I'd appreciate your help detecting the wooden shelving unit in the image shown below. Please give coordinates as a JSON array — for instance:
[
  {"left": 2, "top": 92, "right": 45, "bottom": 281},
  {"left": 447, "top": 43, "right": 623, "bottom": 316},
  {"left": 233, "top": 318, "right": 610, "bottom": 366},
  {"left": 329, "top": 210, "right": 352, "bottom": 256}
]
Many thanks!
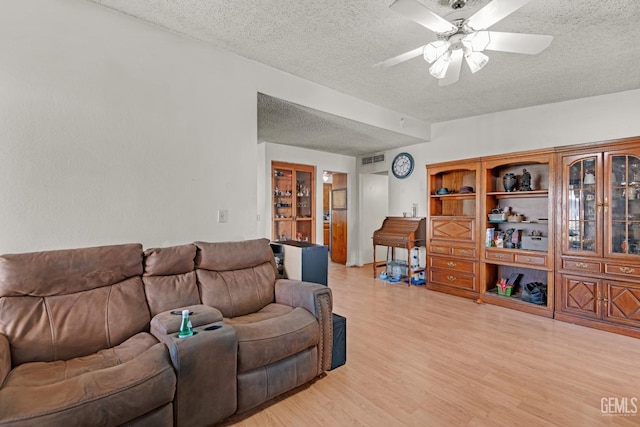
[
  {"left": 426, "top": 159, "right": 481, "bottom": 299},
  {"left": 479, "top": 150, "right": 556, "bottom": 317},
  {"left": 272, "top": 161, "right": 315, "bottom": 243}
]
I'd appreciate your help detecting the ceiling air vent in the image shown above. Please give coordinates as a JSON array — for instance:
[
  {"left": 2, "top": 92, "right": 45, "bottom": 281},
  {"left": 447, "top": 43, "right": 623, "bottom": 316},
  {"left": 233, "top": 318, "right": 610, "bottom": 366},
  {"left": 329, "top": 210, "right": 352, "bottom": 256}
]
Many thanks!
[{"left": 361, "top": 154, "right": 385, "bottom": 166}]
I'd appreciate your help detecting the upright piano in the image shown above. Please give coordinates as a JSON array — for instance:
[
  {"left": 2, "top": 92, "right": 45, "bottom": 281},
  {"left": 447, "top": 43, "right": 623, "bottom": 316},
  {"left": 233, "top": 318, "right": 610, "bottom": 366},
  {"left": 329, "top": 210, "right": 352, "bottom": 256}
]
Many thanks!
[{"left": 372, "top": 216, "right": 426, "bottom": 283}]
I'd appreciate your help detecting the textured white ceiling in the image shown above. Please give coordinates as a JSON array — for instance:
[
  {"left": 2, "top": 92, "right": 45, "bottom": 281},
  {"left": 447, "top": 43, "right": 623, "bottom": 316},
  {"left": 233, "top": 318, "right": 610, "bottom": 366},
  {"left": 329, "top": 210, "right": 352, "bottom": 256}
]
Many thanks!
[{"left": 88, "top": 0, "right": 640, "bottom": 156}]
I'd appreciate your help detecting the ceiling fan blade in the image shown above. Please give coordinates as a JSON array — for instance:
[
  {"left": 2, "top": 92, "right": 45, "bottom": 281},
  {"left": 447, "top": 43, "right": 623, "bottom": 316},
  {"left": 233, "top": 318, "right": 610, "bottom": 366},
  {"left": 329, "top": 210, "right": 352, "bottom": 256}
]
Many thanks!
[
  {"left": 485, "top": 32, "right": 553, "bottom": 54},
  {"left": 466, "top": 0, "right": 532, "bottom": 30},
  {"left": 390, "top": 0, "right": 457, "bottom": 34},
  {"left": 373, "top": 46, "right": 424, "bottom": 68},
  {"left": 440, "top": 49, "right": 463, "bottom": 86}
]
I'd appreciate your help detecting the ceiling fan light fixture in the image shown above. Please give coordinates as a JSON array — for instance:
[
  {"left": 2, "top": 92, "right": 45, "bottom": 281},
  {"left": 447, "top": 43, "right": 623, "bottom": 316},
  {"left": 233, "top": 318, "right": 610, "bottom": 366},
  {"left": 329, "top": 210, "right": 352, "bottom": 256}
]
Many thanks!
[
  {"left": 464, "top": 51, "right": 489, "bottom": 73},
  {"left": 423, "top": 40, "right": 450, "bottom": 64},
  {"left": 429, "top": 50, "right": 451, "bottom": 79},
  {"left": 462, "top": 30, "right": 491, "bottom": 52}
]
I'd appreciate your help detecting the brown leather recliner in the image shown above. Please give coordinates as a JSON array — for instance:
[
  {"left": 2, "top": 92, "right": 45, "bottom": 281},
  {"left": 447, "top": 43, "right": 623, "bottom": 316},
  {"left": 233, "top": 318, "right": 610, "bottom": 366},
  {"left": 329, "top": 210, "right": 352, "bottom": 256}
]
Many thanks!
[
  {"left": 0, "top": 244, "right": 176, "bottom": 426},
  {"left": 143, "top": 238, "right": 333, "bottom": 417}
]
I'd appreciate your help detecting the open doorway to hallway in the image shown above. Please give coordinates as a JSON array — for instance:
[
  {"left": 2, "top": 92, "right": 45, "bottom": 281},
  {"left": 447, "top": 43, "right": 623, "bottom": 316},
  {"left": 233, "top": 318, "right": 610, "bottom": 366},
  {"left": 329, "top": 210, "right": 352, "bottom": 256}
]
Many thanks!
[{"left": 323, "top": 171, "right": 347, "bottom": 264}]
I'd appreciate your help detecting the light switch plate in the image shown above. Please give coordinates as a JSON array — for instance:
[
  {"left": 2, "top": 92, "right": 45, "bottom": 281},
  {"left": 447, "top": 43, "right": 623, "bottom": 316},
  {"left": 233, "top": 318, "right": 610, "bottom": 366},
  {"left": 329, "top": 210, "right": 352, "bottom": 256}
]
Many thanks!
[{"left": 218, "top": 209, "right": 228, "bottom": 223}]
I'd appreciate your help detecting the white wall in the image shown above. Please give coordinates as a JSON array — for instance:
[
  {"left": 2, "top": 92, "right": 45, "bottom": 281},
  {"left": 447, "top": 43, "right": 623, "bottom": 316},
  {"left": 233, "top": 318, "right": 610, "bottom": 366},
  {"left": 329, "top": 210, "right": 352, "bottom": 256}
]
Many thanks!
[
  {"left": 429, "top": 89, "right": 640, "bottom": 163},
  {"left": 261, "top": 142, "right": 358, "bottom": 265},
  {"left": 359, "top": 173, "right": 389, "bottom": 265},
  {"left": 0, "top": 0, "right": 426, "bottom": 254},
  {"left": 387, "top": 90, "right": 640, "bottom": 227},
  {"left": 386, "top": 143, "right": 430, "bottom": 218}
]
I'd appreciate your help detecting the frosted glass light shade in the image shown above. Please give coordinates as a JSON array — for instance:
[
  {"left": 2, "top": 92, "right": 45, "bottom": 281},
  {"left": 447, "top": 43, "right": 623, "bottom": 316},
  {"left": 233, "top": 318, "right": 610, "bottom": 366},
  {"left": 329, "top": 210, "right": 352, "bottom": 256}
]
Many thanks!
[
  {"left": 423, "top": 40, "right": 450, "bottom": 64},
  {"left": 429, "top": 51, "right": 452, "bottom": 79},
  {"left": 462, "top": 31, "right": 490, "bottom": 52},
  {"left": 464, "top": 51, "right": 489, "bottom": 73}
]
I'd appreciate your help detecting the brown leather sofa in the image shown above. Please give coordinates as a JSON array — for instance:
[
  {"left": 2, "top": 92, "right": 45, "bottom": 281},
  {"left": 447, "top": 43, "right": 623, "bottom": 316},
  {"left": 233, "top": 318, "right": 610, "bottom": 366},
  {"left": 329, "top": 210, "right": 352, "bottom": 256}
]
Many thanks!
[{"left": 0, "top": 238, "right": 332, "bottom": 426}]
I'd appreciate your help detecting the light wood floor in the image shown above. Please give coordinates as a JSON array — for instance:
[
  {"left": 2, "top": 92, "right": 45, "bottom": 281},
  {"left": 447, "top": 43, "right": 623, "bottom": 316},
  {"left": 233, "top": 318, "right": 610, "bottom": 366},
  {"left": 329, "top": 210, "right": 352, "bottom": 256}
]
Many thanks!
[{"left": 223, "top": 264, "right": 640, "bottom": 426}]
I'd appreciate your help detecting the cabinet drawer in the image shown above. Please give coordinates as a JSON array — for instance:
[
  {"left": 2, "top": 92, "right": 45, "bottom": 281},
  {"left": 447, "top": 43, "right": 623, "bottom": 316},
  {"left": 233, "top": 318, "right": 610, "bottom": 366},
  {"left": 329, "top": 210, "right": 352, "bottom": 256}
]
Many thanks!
[
  {"left": 430, "top": 218, "right": 475, "bottom": 241},
  {"left": 430, "top": 257, "right": 475, "bottom": 273},
  {"left": 485, "top": 250, "right": 514, "bottom": 263},
  {"left": 429, "top": 269, "right": 476, "bottom": 290},
  {"left": 452, "top": 247, "right": 476, "bottom": 258},
  {"left": 429, "top": 244, "right": 450, "bottom": 255},
  {"left": 605, "top": 262, "right": 640, "bottom": 279},
  {"left": 562, "top": 259, "right": 601, "bottom": 273},
  {"left": 514, "top": 253, "right": 547, "bottom": 267}
]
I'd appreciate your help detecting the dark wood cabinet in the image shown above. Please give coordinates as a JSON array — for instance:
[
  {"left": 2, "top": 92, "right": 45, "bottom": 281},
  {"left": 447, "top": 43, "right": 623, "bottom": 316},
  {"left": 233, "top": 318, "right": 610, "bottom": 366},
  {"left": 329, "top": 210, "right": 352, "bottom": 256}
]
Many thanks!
[{"left": 555, "top": 138, "right": 640, "bottom": 338}]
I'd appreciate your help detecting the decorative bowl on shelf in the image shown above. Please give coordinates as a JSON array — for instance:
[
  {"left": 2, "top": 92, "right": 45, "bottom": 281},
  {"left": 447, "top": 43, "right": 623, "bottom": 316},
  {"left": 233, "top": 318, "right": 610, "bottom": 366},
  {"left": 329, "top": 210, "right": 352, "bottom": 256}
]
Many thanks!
[{"left": 507, "top": 214, "right": 524, "bottom": 223}]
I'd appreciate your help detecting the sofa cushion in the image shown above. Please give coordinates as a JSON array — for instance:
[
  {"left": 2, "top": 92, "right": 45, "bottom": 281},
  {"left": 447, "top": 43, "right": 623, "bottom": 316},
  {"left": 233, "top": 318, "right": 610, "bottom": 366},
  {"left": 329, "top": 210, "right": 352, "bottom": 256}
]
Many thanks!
[
  {"left": 0, "top": 276, "right": 150, "bottom": 367},
  {"left": 2, "top": 333, "right": 158, "bottom": 388},
  {"left": 0, "top": 336, "right": 175, "bottom": 426},
  {"left": 0, "top": 244, "right": 143, "bottom": 297},
  {"left": 143, "top": 271, "right": 200, "bottom": 317},
  {"left": 197, "top": 265, "right": 276, "bottom": 318},
  {"left": 0, "top": 244, "right": 149, "bottom": 366},
  {"left": 195, "top": 239, "right": 275, "bottom": 272},
  {"left": 194, "top": 239, "right": 278, "bottom": 318},
  {"left": 227, "top": 305, "right": 320, "bottom": 373},
  {"left": 143, "top": 244, "right": 196, "bottom": 277}
]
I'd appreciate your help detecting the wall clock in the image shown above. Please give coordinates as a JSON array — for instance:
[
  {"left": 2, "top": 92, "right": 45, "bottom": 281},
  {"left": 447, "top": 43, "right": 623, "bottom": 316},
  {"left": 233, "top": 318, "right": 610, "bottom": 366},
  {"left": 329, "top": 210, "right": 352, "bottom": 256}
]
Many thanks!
[{"left": 392, "top": 152, "right": 414, "bottom": 179}]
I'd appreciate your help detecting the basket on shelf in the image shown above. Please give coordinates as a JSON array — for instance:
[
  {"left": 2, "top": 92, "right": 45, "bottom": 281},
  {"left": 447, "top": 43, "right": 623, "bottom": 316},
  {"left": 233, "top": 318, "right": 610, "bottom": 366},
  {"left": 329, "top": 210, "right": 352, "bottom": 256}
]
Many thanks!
[
  {"left": 488, "top": 213, "right": 507, "bottom": 221},
  {"left": 496, "top": 282, "right": 514, "bottom": 296}
]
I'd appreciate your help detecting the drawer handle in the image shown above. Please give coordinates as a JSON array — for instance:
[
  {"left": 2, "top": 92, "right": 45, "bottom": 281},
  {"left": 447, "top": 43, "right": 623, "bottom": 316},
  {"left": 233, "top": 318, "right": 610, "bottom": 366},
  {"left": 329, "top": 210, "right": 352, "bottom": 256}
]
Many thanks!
[
  {"left": 525, "top": 257, "right": 533, "bottom": 262},
  {"left": 576, "top": 262, "right": 589, "bottom": 268},
  {"left": 447, "top": 261, "right": 457, "bottom": 267},
  {"left": 447, "top": 275, "right": 456, "bottom": 282},
  {"left": 495, "top": 254, "right": 505, "bottom": 259},
  {"left": 460, "top": 250, "right": 471, "bottom": 255},
  {"left": 619, "top": 267, "right": 635, "bottom": 274}
]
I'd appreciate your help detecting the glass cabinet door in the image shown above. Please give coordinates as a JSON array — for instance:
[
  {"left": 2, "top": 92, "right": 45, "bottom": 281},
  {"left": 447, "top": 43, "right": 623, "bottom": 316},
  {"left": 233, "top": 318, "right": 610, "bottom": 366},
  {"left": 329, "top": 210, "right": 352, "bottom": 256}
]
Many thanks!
[
  {"left": 566, "top": 156, "right": 599, "bottom": 254},
  {"left": 608, "top": 154, "right": 640, "bottom": 256},
  {"left": 294, "top": 170, "right": 313, "bottom": 242}
]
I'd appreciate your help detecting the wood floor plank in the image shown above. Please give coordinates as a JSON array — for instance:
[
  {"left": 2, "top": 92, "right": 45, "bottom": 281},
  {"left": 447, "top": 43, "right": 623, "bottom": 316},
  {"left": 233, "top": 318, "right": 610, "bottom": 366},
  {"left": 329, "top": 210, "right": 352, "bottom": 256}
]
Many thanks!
[{"left": 223, "top": 264, "right": 640, "bottom": 426}]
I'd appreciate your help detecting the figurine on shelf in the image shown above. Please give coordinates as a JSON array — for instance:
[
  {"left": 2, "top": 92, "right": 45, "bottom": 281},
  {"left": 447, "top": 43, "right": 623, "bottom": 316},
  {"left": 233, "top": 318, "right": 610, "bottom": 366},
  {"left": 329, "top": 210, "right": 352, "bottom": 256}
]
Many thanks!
[{"left": 520, "top": 169, "right": 532, "bottom": 191}]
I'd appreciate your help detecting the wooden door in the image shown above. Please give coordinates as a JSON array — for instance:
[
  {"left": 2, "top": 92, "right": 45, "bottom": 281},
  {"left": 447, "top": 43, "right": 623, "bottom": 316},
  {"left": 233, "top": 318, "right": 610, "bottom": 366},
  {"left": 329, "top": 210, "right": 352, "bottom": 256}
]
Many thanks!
[{"left": 331, "top": 173, "right": 347, "bottom": 264}]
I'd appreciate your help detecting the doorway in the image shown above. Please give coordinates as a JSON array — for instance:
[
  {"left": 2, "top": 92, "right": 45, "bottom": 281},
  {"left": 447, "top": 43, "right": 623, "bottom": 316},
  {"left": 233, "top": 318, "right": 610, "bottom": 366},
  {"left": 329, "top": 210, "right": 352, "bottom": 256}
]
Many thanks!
[{"left": 323, "top": 171, "right": 348, "bottom": 264}]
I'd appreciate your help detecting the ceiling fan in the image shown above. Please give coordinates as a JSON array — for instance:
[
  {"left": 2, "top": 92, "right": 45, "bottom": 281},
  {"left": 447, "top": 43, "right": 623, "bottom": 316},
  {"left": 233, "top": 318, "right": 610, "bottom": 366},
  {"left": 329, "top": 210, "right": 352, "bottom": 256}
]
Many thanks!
[{"left": 375, "top": 0, "right": 553, "bottom": 86}]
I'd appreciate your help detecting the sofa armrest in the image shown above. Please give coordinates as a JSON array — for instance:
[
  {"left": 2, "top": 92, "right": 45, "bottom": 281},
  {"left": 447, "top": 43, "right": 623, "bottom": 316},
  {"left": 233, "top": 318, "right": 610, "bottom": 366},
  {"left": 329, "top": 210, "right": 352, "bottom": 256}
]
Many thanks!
[
  {"left": 150, "top": 304, "right": 222, "bottom": 337},
  {"left": 150, "top": 305, "right": 237, "bottom": 426},
  {"left": 0, "top": 334, "right": 10, "bottom": 388},
  {"left": 275, "top": 279, "right": 333, "bottom": 374}
]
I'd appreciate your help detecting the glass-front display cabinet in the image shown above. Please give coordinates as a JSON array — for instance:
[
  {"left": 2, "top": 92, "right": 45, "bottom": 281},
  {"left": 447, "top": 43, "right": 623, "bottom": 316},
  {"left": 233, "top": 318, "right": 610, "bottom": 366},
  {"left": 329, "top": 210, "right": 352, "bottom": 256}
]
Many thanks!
[
  {"left": 565, "top": 155, "right": 601, "bottom": 255},
  {"left": 272, "top": 161, "right": 315, "bottom": 243},
  {"left": 562, "top": 151, "right": 640, "bottom": 258},
  {"left": 608, "top": 153, "right": 640, "bottom": 256}
]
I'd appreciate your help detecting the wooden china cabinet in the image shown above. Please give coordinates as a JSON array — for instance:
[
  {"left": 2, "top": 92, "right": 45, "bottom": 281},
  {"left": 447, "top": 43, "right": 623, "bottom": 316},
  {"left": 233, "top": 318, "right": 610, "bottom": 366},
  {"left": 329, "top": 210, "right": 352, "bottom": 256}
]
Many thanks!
[
  {"left": 272, "top": 161, "right": 315, "bottom": 243},
  {"left": 426, "top": 159, "right": 482, "bottom": 298},
  {"left": 479, "top": 150, "right": 555, "bottom": 317},
  {"left": 555, "top": 138, "right": 640, "bottom": 338}
]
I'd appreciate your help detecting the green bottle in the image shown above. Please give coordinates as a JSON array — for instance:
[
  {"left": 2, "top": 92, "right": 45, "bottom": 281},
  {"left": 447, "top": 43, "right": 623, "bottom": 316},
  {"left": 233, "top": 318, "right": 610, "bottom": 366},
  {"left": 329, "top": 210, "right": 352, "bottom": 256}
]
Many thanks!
[{"left": 178, "top": 309, "right": 193, "bottom": 338}]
